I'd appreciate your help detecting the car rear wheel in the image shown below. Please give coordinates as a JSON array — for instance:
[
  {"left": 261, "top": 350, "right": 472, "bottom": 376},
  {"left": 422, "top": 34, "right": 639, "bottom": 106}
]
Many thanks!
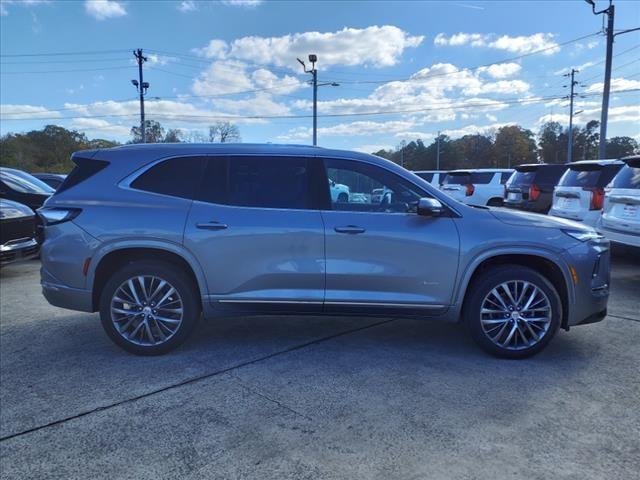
[
  {"left": 337, "top": 192, "right": 348, "bottom": 202},
  {"left": 464, "top": 265, "right": 561, "bottom": 359},
  {"left": 99, "top": 261, "right": 200, "bottom": 355}
]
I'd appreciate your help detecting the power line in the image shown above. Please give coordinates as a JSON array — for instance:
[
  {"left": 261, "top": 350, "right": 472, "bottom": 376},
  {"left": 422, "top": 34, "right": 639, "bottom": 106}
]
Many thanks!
[
  {"left": 4, "top": 88, "right": 637, "bottom": 122},
  {"left": 0, "top": 65, "right": 134, "bottom": 74},
  {"left": 0, "top": 49, "right": 131, "bottom": 58}
]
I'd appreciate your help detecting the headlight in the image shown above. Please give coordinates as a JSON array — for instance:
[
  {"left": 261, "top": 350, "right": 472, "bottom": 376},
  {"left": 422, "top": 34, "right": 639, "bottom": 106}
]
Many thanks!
[{"left": 562, "top": 229, "right": 603, "bottom": 242}]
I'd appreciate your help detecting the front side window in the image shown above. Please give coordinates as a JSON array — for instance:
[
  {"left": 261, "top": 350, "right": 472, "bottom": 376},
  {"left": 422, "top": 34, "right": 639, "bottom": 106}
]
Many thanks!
[
  {"left": 131, "top": 156, "right": 206, "bottom": 199},
  {"left": 323, "top": 158, "right": 422, "bottom": 213}
]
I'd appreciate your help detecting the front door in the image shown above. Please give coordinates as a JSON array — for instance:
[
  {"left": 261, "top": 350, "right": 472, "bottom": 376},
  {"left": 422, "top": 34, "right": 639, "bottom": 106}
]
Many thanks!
[
  {"left": 183, "top": 155, "right": 325, "bottom": 312},
  {"left": 320, "top": 157, "right": 460, "bottom": 315}
]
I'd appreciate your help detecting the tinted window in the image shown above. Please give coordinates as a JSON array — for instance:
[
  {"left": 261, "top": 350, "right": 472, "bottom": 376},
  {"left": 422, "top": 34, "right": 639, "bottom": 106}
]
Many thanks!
[
  {"left": 610, "top": 165, "right": 640, "bottom": 189},
  {"left": 131, "top": 156, "right": 206, "bottom": 199},
  {"left": 510, "top": 171, "right": 535, "bottom": 185},
  {"left": 57, "top": 157, "right": 108, "bottom": 194},
  {"left": 536, "top": 165, "right": 567, "bottom": 183},
  {"left": 472, "top": 172, "right": 495, "bottom": 184},
  {"left": 500, "top": 172, "right": 512, "bottom": 184},
  {"left": 558, "top": 166, "right": 602, "bottom": 187},
  {"left": 227, "top": 156, "right": 310, "bottom": 209},
  {"left": 324, "top": 158, "right": 422, "bottom": 213},
  {"left": 197, "top": 156, "right": 228, "bottom": 204},
  {"left": 443, "top": 172, "right": 470, "bottom": 185},
  {"left": 415, "top": 172, "right": 433, "bottom": 182},
  {"left": 0, "top": 169, "right": 54, "bottom": 194}
]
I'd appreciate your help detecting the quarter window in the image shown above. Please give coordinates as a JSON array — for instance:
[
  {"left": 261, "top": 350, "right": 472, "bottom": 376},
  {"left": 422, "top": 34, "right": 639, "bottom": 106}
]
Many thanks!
[
  {"left": 131, "top": 156, "right": 206, "bottom": 199},
  {"left": 323, "top": 158, "right": 423, "bottom": 213}
]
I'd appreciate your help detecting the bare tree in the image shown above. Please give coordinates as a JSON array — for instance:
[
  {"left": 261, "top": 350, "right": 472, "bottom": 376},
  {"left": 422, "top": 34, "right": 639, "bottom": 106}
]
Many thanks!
[{"left": 208, "top": 122, "right": 241, "bottom": 143}]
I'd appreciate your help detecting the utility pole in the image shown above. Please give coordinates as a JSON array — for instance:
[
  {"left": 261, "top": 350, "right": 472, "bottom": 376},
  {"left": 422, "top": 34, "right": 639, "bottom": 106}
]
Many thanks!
[
  {"left": 297, "top": 55, "right": 338, "bottom": 146},
  {"left": 436, "top": 131, "right": 441, "bottom": 170},
  {"left": 131, "top": 49, "right": 149, "bottom": 143},
  {"left": 564, "top": 68, "right": 579, "bottom": 163},
  {"left": 400, "top": 140, "right": 406, "bottom": 167}
]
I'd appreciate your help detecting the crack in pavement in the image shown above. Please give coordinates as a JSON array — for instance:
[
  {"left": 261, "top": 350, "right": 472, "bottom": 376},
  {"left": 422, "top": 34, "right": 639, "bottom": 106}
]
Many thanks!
[
  {"left": 227, "top": 372, "right": 314, "bottom": 422},
  {"left": 0, "top": 318, "right": 395, "bottom": 443},
  {"left": 608, "top": 313, "right": 640, "bottom": 323}
]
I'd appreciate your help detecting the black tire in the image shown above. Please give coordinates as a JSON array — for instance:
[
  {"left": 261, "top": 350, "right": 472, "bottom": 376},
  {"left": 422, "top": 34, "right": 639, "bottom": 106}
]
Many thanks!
[
  {"left": 99, "top": 260, "right": 201, "bottom": 355},
  {"left": 337, "top": 192, "right": 348, "bottom": 202},
  {"left": 464, "top": 265, "right": 561, "bottom": 359}
]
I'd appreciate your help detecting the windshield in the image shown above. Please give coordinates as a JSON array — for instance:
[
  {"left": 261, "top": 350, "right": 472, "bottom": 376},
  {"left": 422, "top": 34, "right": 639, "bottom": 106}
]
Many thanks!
[
  {"left": 0, "top": 169, "right": 55, "bottom": 194},
  {"left": 609, "top": 165, "right": 640, "bottom": 189}
]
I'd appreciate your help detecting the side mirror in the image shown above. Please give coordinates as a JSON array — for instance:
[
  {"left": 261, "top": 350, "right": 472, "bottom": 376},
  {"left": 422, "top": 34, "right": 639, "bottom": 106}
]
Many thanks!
[{"left": 417, "top": 197, "right": 444, "bottom": 217}]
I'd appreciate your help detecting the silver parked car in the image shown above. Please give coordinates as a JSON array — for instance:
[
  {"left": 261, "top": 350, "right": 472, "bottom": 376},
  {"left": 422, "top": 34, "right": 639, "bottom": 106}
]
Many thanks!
[
  {"left": 39, "top": 144, "right": 610, "bottom": 358},
  {"left": 597, "top": 156, "right": 640, "bottom": 247}
]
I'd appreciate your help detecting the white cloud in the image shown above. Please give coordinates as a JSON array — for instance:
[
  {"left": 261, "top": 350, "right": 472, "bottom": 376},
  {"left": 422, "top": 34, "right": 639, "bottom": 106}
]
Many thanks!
[
  {"left": 195, "top": 26, "right": 424, "bottom": 69},
  {"left": 221, "top": 0, "right": 263, "bottom": 6},
  {"left": 585, "top": 77, "right": 640, "bottom": 94},
  {"left": 192, "top": 60, "right": 255, "bottom": 95},
  {"left": 434, "top": 32, "right": 559, "bottom": 55},
  {"left": 277, "top": 120, "right": 420, "bottom": 141},
  {"left": 1, "top": 0, "right": 50, "bottom": 16},
  {"left": 478, "top": 62, "right": 522, "bottom": 79},
  {"left": 84, "top": 0, "right": 126, "bottom": 20},
  {"left": 177, "top": 0, "right": 197, "bottom": 12},
  {"left": 193, "top": 39, "right": 228, "bottom": 59},
  {"left": 69, "top": 118, "right": 131, "bottom": 137},
  {"left": 554, "top": 61, "right": 596, "bottom": 75},
  {"left": 353, "top": 144, "right": 394, "bottom": 153},
  {"left": 0, "top": 104, "right": 62, "bottom": 119}
]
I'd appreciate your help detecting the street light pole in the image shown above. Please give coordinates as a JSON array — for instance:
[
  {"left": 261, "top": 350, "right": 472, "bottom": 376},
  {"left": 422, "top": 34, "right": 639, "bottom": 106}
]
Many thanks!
[{"left": 297, "top": 55, "right": 338, "bottom": 146}]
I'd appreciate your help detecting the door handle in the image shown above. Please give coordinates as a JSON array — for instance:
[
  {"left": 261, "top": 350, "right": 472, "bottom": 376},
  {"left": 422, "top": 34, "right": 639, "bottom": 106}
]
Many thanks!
[
  {"left": 196, "top": 221, "right": 228, "bottom": 231},
  {"left": 334, "top": 225, "right": 366, "bottom": 234}
]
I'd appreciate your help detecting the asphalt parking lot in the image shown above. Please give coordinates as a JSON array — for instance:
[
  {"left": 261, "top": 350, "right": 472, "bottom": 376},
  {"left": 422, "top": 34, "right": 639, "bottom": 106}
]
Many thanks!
[{"left": 1, "top": 247, "right": 639, "bottom": 479}]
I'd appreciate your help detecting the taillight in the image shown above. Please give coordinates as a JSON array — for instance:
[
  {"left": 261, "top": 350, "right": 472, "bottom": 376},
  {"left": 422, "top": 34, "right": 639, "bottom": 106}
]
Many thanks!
[
  {"left": 465, "top": 184, "right": 475, "bottom": 196},
  {"left": 584, "top": 187, "right": 604, "bottom": 210},
  {"left": 529, "top": 185, "right": 541, "bottom": 201},
  {"left": 37, "top": 207, "right": 81, "bottom": 226}
]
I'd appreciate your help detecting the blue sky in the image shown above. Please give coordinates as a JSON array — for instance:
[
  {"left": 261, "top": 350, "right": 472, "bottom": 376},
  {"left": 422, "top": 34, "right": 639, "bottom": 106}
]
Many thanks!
[{"left": 1, "top": 0, "right": 639, "bottom": 151}]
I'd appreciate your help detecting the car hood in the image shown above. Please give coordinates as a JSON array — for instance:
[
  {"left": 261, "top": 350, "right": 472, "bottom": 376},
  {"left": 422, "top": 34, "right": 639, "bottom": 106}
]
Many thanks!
[{"left": 489, "top": 208, "right": 592, "bottom": 231}]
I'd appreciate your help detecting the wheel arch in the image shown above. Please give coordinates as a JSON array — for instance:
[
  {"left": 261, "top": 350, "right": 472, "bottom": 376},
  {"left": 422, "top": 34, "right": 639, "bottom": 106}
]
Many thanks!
[
  {"left": 455, "top": 250, "right": 573, "bottom": 329},
  {"left": 89, "top": 241, "right": 208, "bottom": 312}
]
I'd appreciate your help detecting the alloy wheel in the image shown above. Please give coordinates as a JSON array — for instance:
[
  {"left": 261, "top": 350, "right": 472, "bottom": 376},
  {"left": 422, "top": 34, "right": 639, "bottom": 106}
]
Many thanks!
[
  {"left": 110, "top": 275, "right": 184, "bottom": 346},
  {"left": 480, "top": 280, "right": 552, "bottom": 351}
]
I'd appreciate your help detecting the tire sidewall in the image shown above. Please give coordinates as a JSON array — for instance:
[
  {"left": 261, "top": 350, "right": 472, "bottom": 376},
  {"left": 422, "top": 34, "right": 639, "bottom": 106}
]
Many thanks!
[
  {"left": 465, "top": 265, "right": 561, "bottom": 359},
  {"left": 99, "top": 261, "right": 200, "bottom": 355}
]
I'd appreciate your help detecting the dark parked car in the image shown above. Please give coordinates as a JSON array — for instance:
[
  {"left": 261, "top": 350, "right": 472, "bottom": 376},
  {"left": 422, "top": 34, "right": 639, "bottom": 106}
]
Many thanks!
[
  {"left": 0, "top": 199, "right": 39, "bottom": 266},
  {"left": 33, "top": 173, "right": 67, "bottom": 190},
  {"left": 0, "top": 167, "right": 54, "bottom": 210},
  {"left": 504, "top": 164, "right": 568, "bottom": 213}
]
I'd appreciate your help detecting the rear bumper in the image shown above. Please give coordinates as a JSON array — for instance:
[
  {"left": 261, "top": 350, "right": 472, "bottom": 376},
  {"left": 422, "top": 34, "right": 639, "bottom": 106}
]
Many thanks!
[
  {"left": 597, "top": 226, "right": 640, "bottom": 248},
  {"left": 503, "top": 201, "right": 547, "bottom": 213},
  {"left": 41, "top": 266, "right": 93, "bottom": 312},
  {"left": 549, "top": 209, "right": 600, "bottom": 227},
  {"left": 0, "top": 238, "right": 39, "bottom": 266}
]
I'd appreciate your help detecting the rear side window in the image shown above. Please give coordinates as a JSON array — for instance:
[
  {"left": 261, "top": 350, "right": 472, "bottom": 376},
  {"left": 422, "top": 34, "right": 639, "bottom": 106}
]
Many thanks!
[
  {"left": 609, "top": 165, "right": 640, "bottom": 189},
  {"left": 559, "top": 167, "right": 602, "bottom": 187},
  {"left": 198, "top": 156, "right": 313, "bottom": 210},
  {"left": 443, "top": 172, "right": 470, "bottom": 185},
  {"left": 56, "top": 157, "right": 108, "bottom": 194},
  {"left": 131, "top": 156, "right": 206, "bottom": 199},
  {"left": 500, "top": 172, "right": 512, "bottom": 184}
]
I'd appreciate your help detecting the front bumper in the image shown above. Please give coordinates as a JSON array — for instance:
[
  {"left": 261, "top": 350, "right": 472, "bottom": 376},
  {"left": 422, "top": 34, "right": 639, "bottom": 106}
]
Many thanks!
[
  {"left": 0, "top": 238, "right": 39, "bottom": 266},
  {"left": 563, "top": 236, "right": 610, "bottom": 328}
]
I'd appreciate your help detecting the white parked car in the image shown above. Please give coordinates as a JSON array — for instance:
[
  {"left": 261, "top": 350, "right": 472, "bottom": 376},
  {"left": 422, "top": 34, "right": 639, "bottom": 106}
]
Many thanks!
[
  {"left": 440, "top": 169, "right": 513, "bottom": 206},
  {"left": 413, "top": 170, "right": 447, "bottom": 186},
  {"left": 549, "top": 160, "right": 623, "bottom": 227},
  {"left": 596, "top": 156, "right": 640, "bottom": 247},
  {"left": 329, "top": 179, "right": 350, "bottom": 202}
]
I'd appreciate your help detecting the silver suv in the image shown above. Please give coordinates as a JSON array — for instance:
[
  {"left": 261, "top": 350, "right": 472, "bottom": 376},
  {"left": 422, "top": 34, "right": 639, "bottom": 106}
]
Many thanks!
[{"left": 39, "top": 144, "right": 610, "bottom": 358}]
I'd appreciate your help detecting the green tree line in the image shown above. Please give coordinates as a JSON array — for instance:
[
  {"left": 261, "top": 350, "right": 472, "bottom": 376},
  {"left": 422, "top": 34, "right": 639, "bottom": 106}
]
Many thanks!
[{"left": 0, "top": 119, "right": 637, "bottom": 174}]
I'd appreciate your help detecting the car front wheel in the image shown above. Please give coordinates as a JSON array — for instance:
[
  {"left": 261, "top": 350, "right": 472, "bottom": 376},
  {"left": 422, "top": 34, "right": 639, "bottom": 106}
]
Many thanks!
[
  {"left": 464, "top": 265, "right": 561, "bottom": 359},
  {"left": 99, "top": 261, "right": 200, "bottom": 355}
]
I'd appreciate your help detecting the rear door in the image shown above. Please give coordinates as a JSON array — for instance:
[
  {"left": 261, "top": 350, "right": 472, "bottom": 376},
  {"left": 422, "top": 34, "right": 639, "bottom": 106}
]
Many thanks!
[
  {"left": 319, "top": 157, "right": 460, "bottom": 314},
  {"left": 184, "top": 155, "right": 325, "bottom": 312}
]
